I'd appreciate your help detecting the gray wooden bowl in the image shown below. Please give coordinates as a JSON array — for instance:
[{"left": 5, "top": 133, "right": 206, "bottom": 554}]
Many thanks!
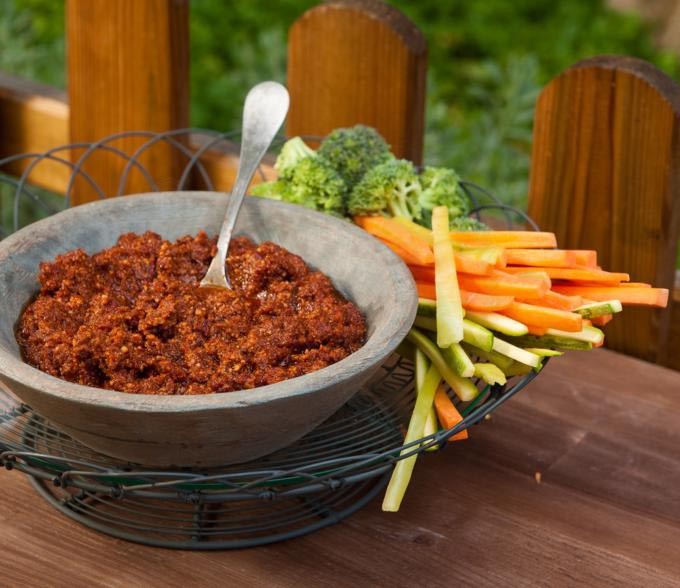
[{"left": 0, "top": 192, "right": 416, "bottom": 467}]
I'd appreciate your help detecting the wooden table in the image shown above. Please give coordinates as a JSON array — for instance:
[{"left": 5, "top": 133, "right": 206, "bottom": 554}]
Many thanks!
[{"left": 2, "top": 348, "right": 679, "bottom": 587}]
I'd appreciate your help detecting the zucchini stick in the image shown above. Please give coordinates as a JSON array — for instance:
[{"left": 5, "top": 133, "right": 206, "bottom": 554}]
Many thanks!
[
  {"left": 407, "top": 329, "right": 479, "bottom": 401},
  {"left": 382, "top": 362, "right": 441, "bottom": 512},
  {"left": 432, "top": 206, "right": 464, "bottom": 346}
]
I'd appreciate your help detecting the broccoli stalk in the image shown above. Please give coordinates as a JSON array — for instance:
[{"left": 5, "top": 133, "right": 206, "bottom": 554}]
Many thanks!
[{"left": 347, "top": 159, "right": 422, "bottom": 220}]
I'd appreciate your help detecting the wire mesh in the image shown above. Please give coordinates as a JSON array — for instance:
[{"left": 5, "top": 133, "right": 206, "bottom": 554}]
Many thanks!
[{"left": 0, "top": 129, "right": 542, "bottom": 547}]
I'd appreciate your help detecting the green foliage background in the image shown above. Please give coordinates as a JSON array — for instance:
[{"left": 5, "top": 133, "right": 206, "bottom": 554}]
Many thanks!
[{"left": 1, "top": 0, "right": 678, "bottom": 212}]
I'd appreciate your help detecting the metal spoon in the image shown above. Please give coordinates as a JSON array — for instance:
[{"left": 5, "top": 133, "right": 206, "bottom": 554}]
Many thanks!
[{"left": 200, "top": 81, "right": 290, "bottom": 289}]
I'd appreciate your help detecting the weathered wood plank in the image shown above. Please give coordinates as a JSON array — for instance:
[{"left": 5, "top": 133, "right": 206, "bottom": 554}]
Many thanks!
[
  {"left": 1, "top": 351, "right": 680, "bottom": 587},
  {"left": 0, "top": 73, "right": 70, "bottom": 192},
  {"left": 67, "top": 0, "right": 190, "bottom": 202},
  {"left": 528, "top": 56, "right": 680, "bottom": 367},
  {"left": 287, "top": 0, "right": 427, "bottom": 163}
]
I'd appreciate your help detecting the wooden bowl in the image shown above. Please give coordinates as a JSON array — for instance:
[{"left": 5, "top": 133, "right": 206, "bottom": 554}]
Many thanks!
[{"left": 0, "top": 192, "right": 416, "bottom": 467}]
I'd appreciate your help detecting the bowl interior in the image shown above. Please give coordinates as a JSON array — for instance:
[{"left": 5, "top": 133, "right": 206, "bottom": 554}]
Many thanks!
[{"left": 0, "top": 192, "right": 416, "bottom": 410}]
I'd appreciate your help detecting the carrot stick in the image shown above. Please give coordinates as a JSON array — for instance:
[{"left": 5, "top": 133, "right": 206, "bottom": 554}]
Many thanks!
[
  {"left": 503, "top": 266, "right": 629, "bottom": 284},
  {"left": 457, "top": 273, "right": 547, "bottom": 299},
  {"left": 416, "top": 282, "right": 436, "bottom": 299},
  {"left": 354, "top": 216, "right": 434, "bottom": 265},
  {"left": 376, "top": 237, "right": 423, "bottom": 266},
  {"left": 526, "top": 324, "right": 548, "bottom": 336},
  {"left": 500, "top": 301, "right": 583, "bottom": 332},
  {"left": 492, "top": 268, "right": 551, "bottom": 290},
  {"left": 416, "top": 282, "right": 514, "bottom": 312},
  {"left": 551, "top": 286, "right": 669, "bottom": 307},
  {"left": 434, "top": 386, "right": 468, "bottom": 441},
  {"left": 453, "top": 253, "right": 493, "bottom": 275},
  {"left": 409, "top": 256, "right": 492, "bottom": 279},
  {"left": 450, "top": 231, "right": 557, "bottom": 249},
  {"left": 409, "top": 265, "right": 434, "bottom": 283},
  {"left": 619, "top": 282, "right": 652, "bottom": 288},
  {"left": 571, "top": 250, "right": 598, "bottom": 267},
  {"left": 392, "top": 216, "right": 434, "bottom": 245},
  {"left": 518, "top": 289, "right": 583, "bottom": 311},
  {"left": 505, "top": 249, "right": 578, "bottom": 268}
]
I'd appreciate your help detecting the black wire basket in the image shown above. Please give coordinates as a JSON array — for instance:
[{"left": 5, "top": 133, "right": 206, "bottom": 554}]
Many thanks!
[{"left": 0, "top": 129, "right": 542, "bottom": 549}]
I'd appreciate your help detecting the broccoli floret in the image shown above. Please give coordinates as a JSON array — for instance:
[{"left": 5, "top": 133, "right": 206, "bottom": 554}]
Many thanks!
[
  {"left": 274, "top": 137, "right": 317, "bottom": 179},
  {"left": 252, "top": 158, "right": 346, "bottom": 216},
  {"left": 450, "top": 216, "right": 489, "bottom": 231},
  {"left": 250, "top": 180, "right": 289, "bottom": 201},
  {"left": 286, "top": 157, "right": 347, "bottom": 216},
  {"left": 418, "top": 166, "right": 471, "bottom": 229},
  {"left": 347, "top": 159, "right": 421, "bottom": 220},
  {"left": 318, "top": 125, "right": 393, "bottom": 188}
]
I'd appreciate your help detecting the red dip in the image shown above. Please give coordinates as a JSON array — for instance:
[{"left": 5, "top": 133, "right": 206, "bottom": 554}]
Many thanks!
[{"left": 17, "top": 232, "right": 367, "bottom": 395}]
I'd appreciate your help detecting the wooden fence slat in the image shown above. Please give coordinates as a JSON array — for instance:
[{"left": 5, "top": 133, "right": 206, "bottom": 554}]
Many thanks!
[
  {"left": 67, "top": 0, "right": 189, "bottom": 203},
  {"left": 287, "top": 0, "right": 427, "bottom": 163},
  {"left": 528, "top": 56, "right": 680, "bottom": 366},
  {"left": 0, "top": 73, "right": 70, "bottom": 192}
]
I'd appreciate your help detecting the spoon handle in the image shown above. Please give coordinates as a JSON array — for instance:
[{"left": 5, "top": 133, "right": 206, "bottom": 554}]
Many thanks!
[{"left": 201, "top": 81, "right": 290, "bottom": 288}]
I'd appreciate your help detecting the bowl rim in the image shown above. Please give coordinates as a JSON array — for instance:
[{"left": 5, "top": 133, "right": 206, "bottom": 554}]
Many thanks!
[{"left": 0, "top": 191, "right": 417, "bottom": 413}]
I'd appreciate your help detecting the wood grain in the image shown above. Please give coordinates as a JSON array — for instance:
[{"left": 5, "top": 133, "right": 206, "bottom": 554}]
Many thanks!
[
  {"left": 67, "top": 0, "right": 190, "bottom": 203},
  {"left": 2, "top": 350, "right": 680, "bottom": 587},
  {"left": 0, "top": 73, "right": 70, "bottom": 192},
  {"left": 287, "top": 0, "right": 427, "bottom": 163},
  {"left": 528, "top": 56, "right": 680, "bottom": 367}
]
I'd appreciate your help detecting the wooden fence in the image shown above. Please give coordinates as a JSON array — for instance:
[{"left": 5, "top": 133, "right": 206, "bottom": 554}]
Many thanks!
[{"left": 0, "top": 0, "right": 678, "bottom": 369}]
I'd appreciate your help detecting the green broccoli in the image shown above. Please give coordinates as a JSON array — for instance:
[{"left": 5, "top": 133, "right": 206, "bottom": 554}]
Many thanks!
[
  {"left": 450, "top": 216, "right": 489, "bottom": 231},
  {"left": 274, "top": 136, "right": 317, "bottom": 179},
  {"left": 286, "top": 157, "right": 347, "bottom": 215},
  {"left": 418, "top": 166, "right": 471, "bottom": 229},
  {"left": 347, "top": 159, "right": 421, "bottom": 220},
  {"left": 251, "top": 158, "right": 347, "bottom": 217},
  {"left": 250, "top": 180, "right": 289, "bottom": 200},
  {"left": 318, "top": 125, "right": 393, "bottom": 188}
]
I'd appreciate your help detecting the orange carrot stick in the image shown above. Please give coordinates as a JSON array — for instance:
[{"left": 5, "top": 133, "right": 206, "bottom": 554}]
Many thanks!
[
  {"left": 591, "top": 314, "right": 613, "bottom": 326},
  {"left": 492, "top": 268, "right": 551, "bottom": 290},
  {"left": 450, "top": 231, "right": 557, "bottom": 249},
  {"left": 354, "top": 216, "right": 434, "bottom": 265},
  {"left": 518, "top": 289, "right": 583, "bottom": 311},
  {"left": 376, "top": 237, "right": 423, "bottom": 266},
  {"left": 526, "top": 324, "right": 548, "bottom": 336},
  {"left": 453, "top": 253, "right": 493, "bottom": 275},
  {"left": 551, "top": 286, "right": 669, "bottom": 307},
  {"left": 503, "top": 266, "right": 629, "bottom": 284},
  {"left": 457, "top": 273, "right": 547, "bottom": 299},
  {"left": 416, "top": 283, "right": 514, "bottom": 312},
  {"left": 410, "top": 256, "right": 492, "bottom": 279},
  {"left": 500, "top": 301, "right": 583, "bottom": 332},
  {"left": 571, "top": 250, "right": 598, "bottom": 267},
  {"left": 505, "top": 249, "right": 578, "bottom": 268},
  {"left": 434, "top": 386, "right": 468, "bottom": 441}
]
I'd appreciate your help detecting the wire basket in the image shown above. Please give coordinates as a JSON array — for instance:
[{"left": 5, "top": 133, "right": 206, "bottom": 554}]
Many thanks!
[{"left": 0, "top": 129, "right": 542, "bottom": 549}]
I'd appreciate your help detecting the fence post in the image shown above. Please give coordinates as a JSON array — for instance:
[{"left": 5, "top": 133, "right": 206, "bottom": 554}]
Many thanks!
[
  {"left": 528, "top": 56, "right": 680, "bottom": 366},
  {"left": 287, "top": 0, "right": 427, "bottom": 164},
  {"left": 67, "top": 0, "right": 189, "bottom": 203}
]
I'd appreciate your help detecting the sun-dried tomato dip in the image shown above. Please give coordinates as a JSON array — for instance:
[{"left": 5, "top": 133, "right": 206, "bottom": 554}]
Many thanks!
[{"left": 17, "top": 232, "right": 366, "bottom": 395}]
